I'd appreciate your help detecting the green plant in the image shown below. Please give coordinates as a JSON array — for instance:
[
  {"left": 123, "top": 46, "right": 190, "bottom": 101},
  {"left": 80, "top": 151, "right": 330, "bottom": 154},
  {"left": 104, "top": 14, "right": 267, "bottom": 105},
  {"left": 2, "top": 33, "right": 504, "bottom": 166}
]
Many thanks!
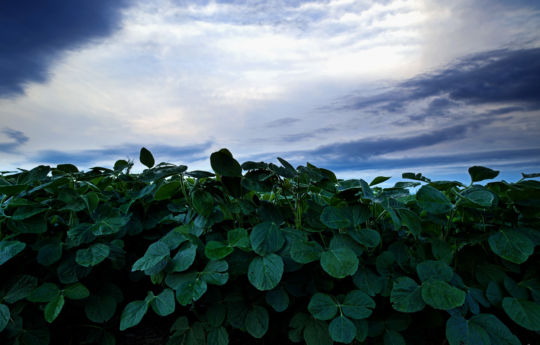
[{"left": 0, "top": 148, "right": 539, "bottom": 345}]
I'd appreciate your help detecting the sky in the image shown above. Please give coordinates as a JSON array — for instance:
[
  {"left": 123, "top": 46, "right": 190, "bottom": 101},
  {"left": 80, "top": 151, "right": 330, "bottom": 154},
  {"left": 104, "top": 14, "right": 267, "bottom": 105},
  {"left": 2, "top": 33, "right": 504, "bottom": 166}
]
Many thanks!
[{"left": 1, "top": 0, "right": 539, "bottom": 183}]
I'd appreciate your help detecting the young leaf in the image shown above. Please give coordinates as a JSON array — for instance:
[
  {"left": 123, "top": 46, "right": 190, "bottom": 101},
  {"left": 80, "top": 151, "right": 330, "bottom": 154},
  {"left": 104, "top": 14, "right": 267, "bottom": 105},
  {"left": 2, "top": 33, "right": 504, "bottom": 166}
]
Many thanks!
[
  {"left": 44, "top": 294, "right": 65, "bottom": 323},
  {"left": 75, "top": 243, "right": 110, "bottom": 267},
  {"left": 248, "top": 254, "right": 284, "bottom": 291},
  {"left": 308, "top": 293, "right": 338, "bottom": 321},
  {"left": 139, "top": 147, "right": 155, "bottom": 168},
  {"left": 421, "top": 280, "right": 466, "bottom": 310},
  {"left": 320, "top": 247, "right": 359, "bottom": 279},
  {"left": 468, "top": 166, "right": 499, "bottom": 183},
  {"left": 0, "top": 240, "right": 26, "bottom": 266},
  {"left": 150, "top": 289, "right": 175, "bottom": 316},
  {"left": 328, "top": 315, "right": 356, "bottom": 343},
  {"left": 390, "top": 277, "right": 425, "bottom": 313},
  {"left": 488, "top": 229, "right": 534, "bottom": 264},
  {"left": 0, "top": 304, "right": 10, "bottom": 332},
  {"left": 245, "top": 305, "right": 269, "bottom": 338},
  {"left": 120, "top": 300, "right": 149, "bottom": 331},
  {"left": 502, "top": 297, "right": 540, "bottom": 331}
]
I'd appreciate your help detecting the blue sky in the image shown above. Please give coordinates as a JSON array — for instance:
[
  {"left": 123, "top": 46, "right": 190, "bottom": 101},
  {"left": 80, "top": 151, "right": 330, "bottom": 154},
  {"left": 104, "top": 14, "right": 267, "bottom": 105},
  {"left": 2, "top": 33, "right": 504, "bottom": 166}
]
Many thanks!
[{"left": 1, "top": 0, "right": 539, "bottom": 182}]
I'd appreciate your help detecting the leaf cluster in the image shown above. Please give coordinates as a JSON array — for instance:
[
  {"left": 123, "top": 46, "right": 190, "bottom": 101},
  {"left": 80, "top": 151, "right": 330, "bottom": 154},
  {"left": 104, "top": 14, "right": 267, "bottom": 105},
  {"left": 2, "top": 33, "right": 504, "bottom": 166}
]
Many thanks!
[{"left": 0, "top": 149, "right": 539, "bottom": 345}]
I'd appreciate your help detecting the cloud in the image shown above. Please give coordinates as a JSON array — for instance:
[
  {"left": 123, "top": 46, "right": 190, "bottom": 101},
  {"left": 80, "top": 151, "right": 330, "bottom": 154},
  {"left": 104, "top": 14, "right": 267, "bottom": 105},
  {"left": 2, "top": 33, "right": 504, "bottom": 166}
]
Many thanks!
[
  {"left": 0, "top": 128, "right": 29, "bottom": 153},
  {"left": 33, "top": 142, "right": 212, "bottom": 167},
  {"left": 264, "top": 117, "right": 300, "bottom": 128},
  {"left": 342, "top": 47, "right": 540, "bottom": 113},
  {"left": 0, "top": 0, "right": 130, "bottom": 98}
]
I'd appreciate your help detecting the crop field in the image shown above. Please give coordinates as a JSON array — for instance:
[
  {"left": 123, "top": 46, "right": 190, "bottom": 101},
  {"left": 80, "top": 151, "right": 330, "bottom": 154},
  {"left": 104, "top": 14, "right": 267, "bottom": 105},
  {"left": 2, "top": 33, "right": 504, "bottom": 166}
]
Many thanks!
[{"left": 0, "top": 148, "right": 539, "bottom": 345}]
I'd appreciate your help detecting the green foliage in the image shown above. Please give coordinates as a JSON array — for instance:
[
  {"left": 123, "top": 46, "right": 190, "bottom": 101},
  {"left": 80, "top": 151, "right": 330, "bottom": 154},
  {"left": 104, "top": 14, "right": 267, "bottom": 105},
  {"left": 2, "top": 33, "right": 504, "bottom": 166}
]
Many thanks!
[{"left": 0, "top": 149, "right": 538, "bottom": 345}]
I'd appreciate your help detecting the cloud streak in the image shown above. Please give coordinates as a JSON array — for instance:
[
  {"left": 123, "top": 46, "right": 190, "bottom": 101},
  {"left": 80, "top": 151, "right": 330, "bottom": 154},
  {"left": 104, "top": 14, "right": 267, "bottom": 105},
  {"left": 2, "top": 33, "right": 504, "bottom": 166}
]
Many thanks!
[{"left": 0, "top": 128, "right": 29, "bottom": 153}]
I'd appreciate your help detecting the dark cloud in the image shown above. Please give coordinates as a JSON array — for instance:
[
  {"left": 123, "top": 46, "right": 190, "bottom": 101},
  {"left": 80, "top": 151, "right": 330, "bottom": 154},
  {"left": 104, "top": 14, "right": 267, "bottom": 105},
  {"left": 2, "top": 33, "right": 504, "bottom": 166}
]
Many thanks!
[
  {"left": 0, "top": 0, "right": 130, "bottom": 98},
  {"left": 343, "top": 48, "right": 540, "bottom": 114},
  {"left": 0, "top": 128, "right": 29, "bottom": 153},
  {"left": 33, "top": 142, "right": 212, "bottom": 167}
]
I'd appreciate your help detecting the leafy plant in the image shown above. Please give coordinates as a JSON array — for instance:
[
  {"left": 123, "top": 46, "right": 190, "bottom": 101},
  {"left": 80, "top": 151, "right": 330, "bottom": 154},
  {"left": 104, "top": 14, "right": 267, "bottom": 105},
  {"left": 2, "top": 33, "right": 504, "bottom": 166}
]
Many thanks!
[{"left": 0, "top": 147, "right": 538, "bottom": 345}]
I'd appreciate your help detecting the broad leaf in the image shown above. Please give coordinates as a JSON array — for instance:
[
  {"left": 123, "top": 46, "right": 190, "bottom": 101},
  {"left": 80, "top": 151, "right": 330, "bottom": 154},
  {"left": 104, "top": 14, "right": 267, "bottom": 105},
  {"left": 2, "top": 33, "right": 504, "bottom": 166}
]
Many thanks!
[
  {"left": 342, "top": 290, "right": 376, "bottom": 319},
  {"left": 37, "top": 242, "right": 63, "bottom": 266},
  {"left": 348, "top": 228, "right": 381, "bottom": 248},
  {"left": 469, "top": 166, "right": 499, "bottom": 183},
  {"left": 488, "top": 229, "right": 534, "bottom": 264},
  {"left": 290, "top": 240, "right": 323, "bottom": 264},
  {"left": 250, "top": 222, "right": 285, "bottom": 256},
  {"left": 384, "top": 329, "right": 406, "bottom": 345},
  {"left": 391, "top": 277, "right": 425, "bottom": 313},
  {"left": 169, "top": 242, "right": 197, "bottom": 272},
  {"left": 416, "top": 260, "right": 453, "bottom": 282},
  {"left": 120, "top": 300, "right": 149, "bottom": 331},
  {"left": 151, "top": 289, "right": 175, "bottom": 316},
  {"left": 200, "top": 260, "right": 229, "bottom": 286},
  {"left": 132, "top": 242, "right": 170, "bottom": 271},
  {"left": 75, "top": 243, "right": 110, "bottom": 267},
  {"left": 320, "top": 247, "right": 359, "bottom": 279},
  {"left": 85, "top": 294, "right": 117, "bottom": 323},
  {"left": 248, "top": 254, "right": 283, "bottom": 291},
  {"left": 139, "top": 147, "right": 155, "bottom": 168},
  {"left": 502, "top": 297, "right": 540, "bottom": 331},
  {"left": 245, "top": 305, "right": 269, "bottom": 338},
  {"left": 207, "top": 327, "right": 228, "bottom": 345},
  {"left": 266, "top": 287, "right": 289, "bottom": 312},
  {"left": 421, "top": 280, "right": 466, "bottom": 310},
  {"left": 308, "top": 293, "right": 338, "bottom": 320},
  {"left": 328, "top": 315, "right": 356, "bottom": 343},
  {"left": 64, "top": 282, "right": 90, "bottom": 300},
  {"left": 44, "top": 294, "right": 65, "bottom": 323},
  {"left": 0, "top": 304, "right": 10, "bottom": 332},
  {"left": 210, "top": 149, "right": 242, "bottom": 177},
  {"left": 0, "top": 240, "right": 26, "bottom": 266},
  {"left": 416, "top": 185, "right": 453, "bottom": 214}
]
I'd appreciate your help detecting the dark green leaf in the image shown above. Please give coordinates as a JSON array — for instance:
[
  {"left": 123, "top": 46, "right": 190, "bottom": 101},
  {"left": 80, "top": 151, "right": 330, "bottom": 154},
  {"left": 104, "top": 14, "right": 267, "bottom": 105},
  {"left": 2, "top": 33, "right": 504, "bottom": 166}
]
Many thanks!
[
  {"left": 140, "top": 147, "right": 155, "bottom": 168},
  {"left": 210, "top": 149, "right": 242, "bottom": 177},
  {"left": 486, "top": 281, "right": 502, "bottom": 305},
  {"left": 416, "top": 185, "right": 453, "bottom": 214},
  {"left": 227, "top": 228, "right": 250, "bottom": 250},
  {"left": 266, "top": 287, "right": 289, "bottom": 312},
  {"left": 37, "top": 242, "right": 63, "bottom": 266},
  {"left": 0, "top": 240, "right": 26, "bottom": 266},
  {"left": 390, "top": 276, "right": 425, "bottom": 313},
  {"left": 328, "top": 315, "right": 356, "bottom": 343},
  {"left": 191, "top": 190, "right": 214, "bottom": 217},
  {"left": 151, "top": 289, "right": 175, "bottom": 316},
  {"left": 175, "top": 277, "right": 207, "bottom": 305},
  {"left": 320, "top": 247, "right": 358, "bottom": 279},
  {"left": 0, "top": 304, "right": 10, "bottom": 332},
  {"left": 472, "top": 314, "right": 521, "bottom": 345},
  {"left": 85, "top": 294, "right": 117, "bottom": 323},
  {"left": 205, "top": 241, "right": 233, "bottom": 260},
  {"left": 290, "top": 240, "right": 323, "bottom": 264},
  {"left": 250, "top": 222, "right": 285, "bottom": 255},
  {"left": 416, "top": 260, "right": 454, "bottom": 282},
  {"left": 169, "top": 242, "right": 197, "bottom": 272},
  {"left": 304, "top": 318, "right": 333, "bottom": 345},
  {"left": 421, "top": 280, "right": 466, "bottom": 310},
  {"left": 44, "top": 294, "right": 64, "bottom": 323},
  {"left": 397, "top": 208, "right": 421, "bottom": 238},
  {"left": 27, "top": 283, "right": 60, "bottom": 303},
  {"left": 207, "top": 327, "right": 228, "bottom": 345},
  {"left": 348, "top": 228, "right": 381, "bottom": 248},
  {"left": 384, "top": 329, "right": 406, "bottom": 345},
  {"left": 120, "top": 300, "right": 149, "bottom": 331},
  {"left": 488, "top": 229, "right": 534, "bottom": 264},
  {"left": 308, "top": 293, "right": 338, "bottom": 320},
  {"left": 245, "top": 305, "right": 269, "bottom": 338},
  {"left": 201, "top": 260, "right": 229, "bottom": 285},
  {"left": 4, "top": 275, "right": 38, "bottom": 303},
  {"left": 154, "top": 181, "right": 181, "bottom": 201},
  {"left": 342, "top": 290, "right": 375, "bottom": 319},
  {"left": 502, "top": 297, "right": 540, "bottom": 331},
  {"left": 64, "top": 282, "right": 90, "bottom": 300},
  {"left": 248, "top": 254, "right": 284, "bottom": 291},
  {"left": 132, "top": 242, "right": 170, "bottom": 271},
  {"left": 370, "top": 176, "right": 391, "bottom": 186},
  {"left": 75, "top": 243, "right": 110, "bottom": 267},
  {"left": 469, "top": 166, "right": 499, "bottom": 183}
]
